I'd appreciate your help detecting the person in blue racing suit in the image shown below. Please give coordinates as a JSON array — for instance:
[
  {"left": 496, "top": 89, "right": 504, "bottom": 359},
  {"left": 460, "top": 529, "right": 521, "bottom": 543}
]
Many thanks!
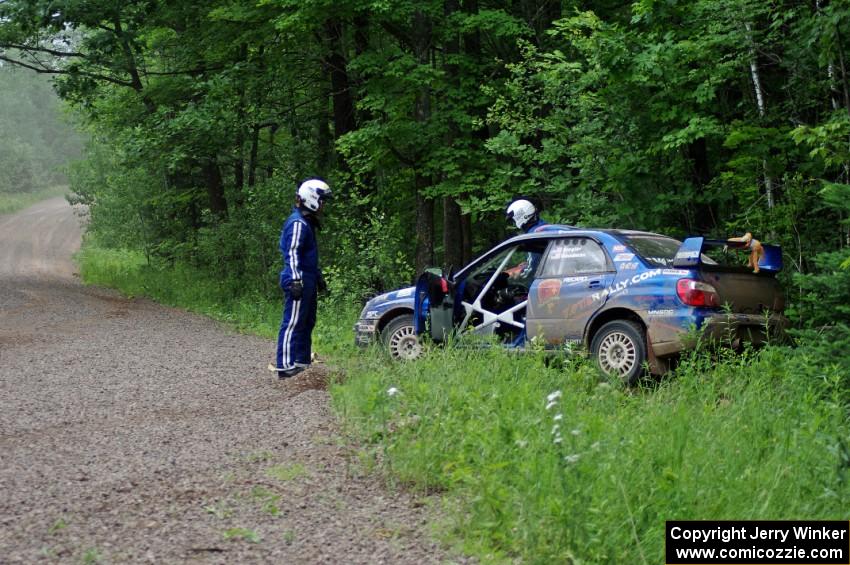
[
  {"left": 498, "top": 199, "right": 552, "bottom": 345},
  {"left": 504, "top": 198, "right": 550, "bottom": 279},
  {"left": 273, "top": 178, "right": 332, "bottom": 379}
]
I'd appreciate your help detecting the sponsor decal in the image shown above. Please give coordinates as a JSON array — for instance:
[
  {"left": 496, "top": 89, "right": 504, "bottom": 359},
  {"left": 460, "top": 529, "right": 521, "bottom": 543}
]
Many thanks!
[
  {"left": 675, "top": 250, "right": 699, "bottom": 260},
  {"left": 365, "top": 310, "right": 380, "bottom": 319},
  {"left": 614, "top": 253, "right": 635, "bottom": 262},
  {"left": 396, "top": 288, "right": 414, "bottom": 297},
  {"left": 612, "top": 244, "right": 627, "bottom": 253},
  {"left": 563, "top": 276, "right": 589, "bottom": 283},
  {"left": 591, "top": 269, "right": 662, "bottom": 301},
  {"left": 661, "top": 269, "right": 690, "bottom": 276},
  {"left": 550, "top": 244, "right": 587, "bottom": 260},
  {"left": 648, "top": 309, "right": 675, "bottom": 317},
  {"left": 537, "top": 278, "right": 562, "bottom": 303},
  {"left": 619, "top": 262, "right": 639, "bottom": 271}
]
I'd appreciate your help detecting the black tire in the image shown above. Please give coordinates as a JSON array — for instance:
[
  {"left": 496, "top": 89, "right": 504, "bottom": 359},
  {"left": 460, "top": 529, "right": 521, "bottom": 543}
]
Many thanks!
[
  {"left": 380, "top": 314, "right": 422, "bottom": 361},
  {"left": 590, "top": 320, "right": 647, "bottom": 385}
]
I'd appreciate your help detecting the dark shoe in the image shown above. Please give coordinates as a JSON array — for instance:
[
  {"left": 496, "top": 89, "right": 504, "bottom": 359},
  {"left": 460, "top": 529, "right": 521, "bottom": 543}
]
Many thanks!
[{"left": 278, "top": 367, "right": 305, "bottom": 380}]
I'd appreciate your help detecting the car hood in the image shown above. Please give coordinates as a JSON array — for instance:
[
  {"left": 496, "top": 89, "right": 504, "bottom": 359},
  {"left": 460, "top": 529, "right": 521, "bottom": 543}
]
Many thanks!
[{"left": 360, "top": 286, "right": 416, "bottom": 317}]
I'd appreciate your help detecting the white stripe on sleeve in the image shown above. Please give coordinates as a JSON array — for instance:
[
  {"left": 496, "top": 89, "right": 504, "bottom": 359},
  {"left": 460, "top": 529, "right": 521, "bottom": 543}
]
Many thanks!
[{"left": 289, "top": 221, "right": 302, "bottom": 281}]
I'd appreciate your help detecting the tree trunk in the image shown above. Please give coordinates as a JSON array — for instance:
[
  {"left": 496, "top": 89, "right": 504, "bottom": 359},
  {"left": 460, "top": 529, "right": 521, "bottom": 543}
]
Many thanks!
[
  {"left": 233, "top": 43, "right": 248, "bottom": 195},
  {"left": 325, "top": 19, "right": 357, "bottom": 140},
  {"left": 443, "top": 197, "right": 464, "bottom": 270},
  {"left": 413, "top": 8, "right": 435, "bottom": 273},
  {"left": 267, "top": 124, "right": 278, "bottom": 179},
  {"left": 461, "top": 212, "right": 473, "bottom": 265},
  {"left": 520, "top": 0, "right": 561, "bottom": 47},
  {"left": 745, "top": 22, "right": 775, "bottom": 209},
  {"left": 317, "top": 86, "right": 333, "bottom": 171},
  {"left": 202, "top": 160, "right": 228, "bottom": 217},
  {"left": 416, "top": 176, "right": 435, "bottom": 272},
  {"left": 247, "top": 123, "right": 260, "bottom": 187},
  {"left": 441, "top": 0, "right": 464, "bottom": 270},
  {"left": 112, "top": 12, "right": 155, "bottom": 113},
  {"left": 687, "top": 138, "right": 715, "bottom": 232}
]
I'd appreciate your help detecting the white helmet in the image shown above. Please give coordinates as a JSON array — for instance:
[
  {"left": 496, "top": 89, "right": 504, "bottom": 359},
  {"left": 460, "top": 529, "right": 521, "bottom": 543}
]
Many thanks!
[
  {"left": 297, "top": 178, "right": 332, "bottom": 212},
  {"left": 506, "top": 199, "right": 537, "bottom": 231}
]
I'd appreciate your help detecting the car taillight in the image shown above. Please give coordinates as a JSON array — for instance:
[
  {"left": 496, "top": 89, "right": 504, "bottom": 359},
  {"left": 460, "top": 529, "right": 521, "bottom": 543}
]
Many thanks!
[
  {"left": 676, "top": 278, "right": 720, "bottom": 308},
  {"left": 440, "top": 277, "right": 449, "bottom": 293}
]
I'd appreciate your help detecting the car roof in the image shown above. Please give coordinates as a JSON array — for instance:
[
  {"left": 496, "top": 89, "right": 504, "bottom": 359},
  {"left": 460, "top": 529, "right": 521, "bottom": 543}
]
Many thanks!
[{"left": 503, "top": 226, "right": 670, "bottom": 245}]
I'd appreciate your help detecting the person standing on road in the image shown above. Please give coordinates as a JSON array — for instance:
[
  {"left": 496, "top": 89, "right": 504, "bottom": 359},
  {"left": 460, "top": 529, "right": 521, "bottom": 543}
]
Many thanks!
[{"left": 272, "top": 178, "right": 332, "bottom": 379}]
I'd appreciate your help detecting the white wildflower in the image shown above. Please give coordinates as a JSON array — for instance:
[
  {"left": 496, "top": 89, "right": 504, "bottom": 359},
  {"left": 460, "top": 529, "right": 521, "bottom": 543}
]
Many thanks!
[
  {"left": 590, "top": 442, "right": 601, "bottom": 450},
  {"left": 545, "top": 401, "right": 557, "bottom": 411},
  {"left": 386, "top": 387, "right": 401, "bottom": 397},
  {"left": 515, "top": 439, "right": 528, "bottom": 448},
  {"left": 564, "top": 454, "right": 581, "bottom": 464},
  {"left": 571, "top": 429, "right": 581, "bottom": 436},
  {"left": 553, "top": 413, "right": 563, "bottom": 422},
  {"left": 551, "top": 424, "right": 560, "bottom": 435},
  {"left": 553, "top": 435, "right": 563, "bottom": 444},
  {"left": 546, "top": 390, "right": 562, "bottom": 403}
]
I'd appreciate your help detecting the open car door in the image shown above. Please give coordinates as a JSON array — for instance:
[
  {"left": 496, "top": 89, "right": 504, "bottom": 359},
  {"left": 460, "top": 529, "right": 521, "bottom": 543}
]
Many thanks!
[
  {"left": 414, "top": 268, "right": 456, "bottom": 342},
  {"left": 415, "top": 241, "right": 548, "bottom": 346}
]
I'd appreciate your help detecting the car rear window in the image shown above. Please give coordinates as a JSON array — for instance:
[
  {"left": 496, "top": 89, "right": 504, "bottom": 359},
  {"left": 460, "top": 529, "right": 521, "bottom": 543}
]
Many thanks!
[
  {"left": 620, "top": 235, "right": 681, "bottom": 268},
  {"left": 621, "top": 234, "right": 718, "bottom": 267}
]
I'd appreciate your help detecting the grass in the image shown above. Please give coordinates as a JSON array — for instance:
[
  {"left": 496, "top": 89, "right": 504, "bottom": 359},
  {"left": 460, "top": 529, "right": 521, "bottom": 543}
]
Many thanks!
[
  {"left": 222, "top": 527, "right": 261, "bottom": 543},
  {"left": 332, "top": 344, "right": 850, "bottom": 563},
  {"left": 266, "top": 463, "right": 308, "bottom": 482},
  {"left": 0, "top": 186, "right": 68, "bottom": 215},
  {"left": 76, "top": 241, "right": 850, "bottom": 564}
]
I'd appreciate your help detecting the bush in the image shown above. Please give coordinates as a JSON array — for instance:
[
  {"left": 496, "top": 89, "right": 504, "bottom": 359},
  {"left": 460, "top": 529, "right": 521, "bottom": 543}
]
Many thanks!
[{"left": 332, "top": 344, "right": 850, "bottom": 562}]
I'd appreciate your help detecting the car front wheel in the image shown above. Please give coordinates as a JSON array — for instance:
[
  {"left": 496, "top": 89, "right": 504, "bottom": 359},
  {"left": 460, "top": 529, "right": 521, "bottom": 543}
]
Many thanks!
[
  {"left": 590, "top": 320, "right": 647, "bottom": 385},
  {"left": 381, "top": 314, "right": 422, "bottom": 361}
]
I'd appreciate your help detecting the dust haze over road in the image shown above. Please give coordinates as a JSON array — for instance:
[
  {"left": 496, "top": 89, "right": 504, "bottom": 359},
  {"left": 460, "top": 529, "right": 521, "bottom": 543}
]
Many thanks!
[{"left": 0, "top": 198, "right": 451, "bottom": 563}]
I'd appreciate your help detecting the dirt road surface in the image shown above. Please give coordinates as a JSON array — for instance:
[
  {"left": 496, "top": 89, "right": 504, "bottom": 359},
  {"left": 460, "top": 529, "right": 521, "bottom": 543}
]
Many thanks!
[{"left": 0, "top": 198, "right": 453, "bottom": 563}]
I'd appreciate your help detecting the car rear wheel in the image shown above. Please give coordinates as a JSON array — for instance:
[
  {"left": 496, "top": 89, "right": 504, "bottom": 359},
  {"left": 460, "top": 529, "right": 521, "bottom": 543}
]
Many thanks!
[
  {"left": 590, "top": 320, "right": 646, "bottom": 385},
  {"left": 381, "top": 314, "right": 422, "bottom": 361}
]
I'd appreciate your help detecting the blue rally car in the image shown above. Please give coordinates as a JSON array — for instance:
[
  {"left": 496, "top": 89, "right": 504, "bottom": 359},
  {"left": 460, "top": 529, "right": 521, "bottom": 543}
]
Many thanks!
[{"left": 354, "top": 226, "right": 788, "bottom": 383}]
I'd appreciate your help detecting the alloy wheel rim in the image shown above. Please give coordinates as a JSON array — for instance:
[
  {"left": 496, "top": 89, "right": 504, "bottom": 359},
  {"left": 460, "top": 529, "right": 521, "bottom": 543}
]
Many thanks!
[
  {"left": 389, "top": 325, "right": 421, "bottom": 360},
  {"left": 598, "top": 331, "right": 637, "bottom": 378}
]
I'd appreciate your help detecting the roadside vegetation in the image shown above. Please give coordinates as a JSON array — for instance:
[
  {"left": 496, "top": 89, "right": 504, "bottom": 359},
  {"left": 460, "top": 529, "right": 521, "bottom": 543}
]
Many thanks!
[
  {"left": 77, "top": 244, "right": 850, "bottom": 563},
  {"left": 5, "top": 0, "right": 850, "bottom": 561}
]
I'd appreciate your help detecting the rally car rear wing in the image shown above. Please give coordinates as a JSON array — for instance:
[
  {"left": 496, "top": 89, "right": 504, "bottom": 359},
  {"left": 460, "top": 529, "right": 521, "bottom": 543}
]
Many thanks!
[{"left": 672, "top": 236, "right": 783, "bottom": 272}]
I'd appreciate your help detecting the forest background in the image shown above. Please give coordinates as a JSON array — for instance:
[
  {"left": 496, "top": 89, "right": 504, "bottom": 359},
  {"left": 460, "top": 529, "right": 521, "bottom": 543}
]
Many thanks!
[
  {"left": 4, "top": 1, "right": 850, "bottom": 562},
  {"left": 2, "top": 0, "right": 850, "bottom": 337}
]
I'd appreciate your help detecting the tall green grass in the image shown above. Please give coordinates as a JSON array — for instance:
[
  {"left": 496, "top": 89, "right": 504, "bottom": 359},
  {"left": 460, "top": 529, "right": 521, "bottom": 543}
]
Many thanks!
[
  {"left": 332, "top": 344, "right": 850, "bottom": 563},
  {"left": 0, "top": 186, "right": 68, "bottom": 215},
  {"left": 78, "top": 242, "right": 850, "bottom": 563}
]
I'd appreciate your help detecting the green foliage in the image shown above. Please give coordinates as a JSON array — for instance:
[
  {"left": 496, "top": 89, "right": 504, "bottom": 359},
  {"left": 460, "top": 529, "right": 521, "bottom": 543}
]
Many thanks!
[
  {"left": 5, "top": 0, "right": 849, "bottom": 310},
  {"left": 333, "top": 344, "right": 850, "bottom": 562},
  {"left": 0, "top": 64, "right": 83, "bottom": 194}
]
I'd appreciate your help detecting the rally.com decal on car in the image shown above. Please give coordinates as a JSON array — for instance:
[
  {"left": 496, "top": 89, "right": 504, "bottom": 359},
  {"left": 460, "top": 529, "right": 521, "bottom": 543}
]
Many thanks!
[{"left": 591, "top": 269, "right": 689, "bottom": 302}]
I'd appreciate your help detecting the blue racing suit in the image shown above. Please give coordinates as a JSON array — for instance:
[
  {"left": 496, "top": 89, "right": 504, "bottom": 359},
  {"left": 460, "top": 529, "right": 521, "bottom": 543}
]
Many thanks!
[{"left": 276, "top": 207, "right": 319, "bottom": 372}]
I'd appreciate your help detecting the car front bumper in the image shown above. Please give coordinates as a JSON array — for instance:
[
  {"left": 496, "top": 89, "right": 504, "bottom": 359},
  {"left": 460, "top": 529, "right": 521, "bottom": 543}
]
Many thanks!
[{"left": 354, "top": 319, "right": 378, "bottom": 347}]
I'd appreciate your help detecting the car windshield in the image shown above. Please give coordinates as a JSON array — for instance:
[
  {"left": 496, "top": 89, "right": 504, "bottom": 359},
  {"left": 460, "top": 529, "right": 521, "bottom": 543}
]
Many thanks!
[{"left": 620, "top": 234, "right": 717, "bottom": 267}]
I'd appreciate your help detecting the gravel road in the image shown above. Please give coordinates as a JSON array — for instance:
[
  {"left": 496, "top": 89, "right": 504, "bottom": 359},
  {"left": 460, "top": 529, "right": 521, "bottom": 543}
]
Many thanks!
[{"left": 0, "top": 198, "right": 455, "bottom": 563}]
